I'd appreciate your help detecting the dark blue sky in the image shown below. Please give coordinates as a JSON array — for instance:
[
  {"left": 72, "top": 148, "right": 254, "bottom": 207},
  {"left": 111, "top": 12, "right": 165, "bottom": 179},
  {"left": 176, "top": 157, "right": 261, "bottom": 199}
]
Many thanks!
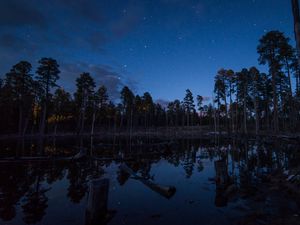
[{"left": 0, "top": 0, "right": 294, "bottom": 103}]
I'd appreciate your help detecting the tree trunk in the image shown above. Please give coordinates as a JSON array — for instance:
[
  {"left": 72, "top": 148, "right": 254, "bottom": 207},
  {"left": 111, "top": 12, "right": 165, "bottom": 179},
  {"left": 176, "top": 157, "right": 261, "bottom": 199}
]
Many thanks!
[
  {"left": 54, "top": 120, "right": 58, "bottom": 136},
  {"left": 130, "top": 109, "right": 133, "bottom": 142},
  {"left": 22, "top": 116, "right": 29, "bottom": 136},
  {"left": 292, "top": 0, "right": 300, "bottom": 65},
  {"left": 186, "top": 111, "right": 189, "bottom": 127},
  {"left": 296, "top": 71, "right": 300, "bottom": 95},
  {"left": 217, "top": 97, "right": 221, "bottom": 135},
  {"left": 254, "top": 99, "right": 259, "bottom": 135},
  {"left": 80, "top": 109, "right": 86, "bottom": 135},
  {"left": 229, "top": 84, "right": 234, "bottom": 134},
  {"left": 292, "top": 0, "right": 300, "bottom": 127},
  {"left": 39, "top": 102, "right": 47, "bottom": 136},
  {"left": 243, "top": 99, "right": 247, "bottom": 135},
  {"left": 91, "top": 111, "right": 96, "bottom": 136},
  {"left": 18, "top": 104, "right": 23, "bottom": 136},
  {"left": 286, "top": 63, "right": 295, "bottom": 130},
  {"left": 271, "top": 71, "right": 279, "bottom": 133},
  {"left": 235, "top": 99, "right": 238, "bottom": 134}
]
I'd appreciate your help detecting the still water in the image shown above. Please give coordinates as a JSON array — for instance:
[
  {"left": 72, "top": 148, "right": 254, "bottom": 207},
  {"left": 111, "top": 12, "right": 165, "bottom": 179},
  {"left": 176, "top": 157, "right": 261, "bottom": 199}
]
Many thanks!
[{"left": 0, "top": 137, "right": 299, "bottom": 225}]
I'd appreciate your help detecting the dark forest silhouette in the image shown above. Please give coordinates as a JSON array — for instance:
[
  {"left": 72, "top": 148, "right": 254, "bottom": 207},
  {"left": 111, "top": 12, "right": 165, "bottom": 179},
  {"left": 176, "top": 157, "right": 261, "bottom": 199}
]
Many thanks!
[{"left": 1, "top": 30, "right": 300, "bottom": 137}]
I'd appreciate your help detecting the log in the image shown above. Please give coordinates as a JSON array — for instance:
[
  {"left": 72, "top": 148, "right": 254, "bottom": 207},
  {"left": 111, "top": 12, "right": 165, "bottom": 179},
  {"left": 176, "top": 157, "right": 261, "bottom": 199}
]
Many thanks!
[
  {"left": 0, "top": 156, "right": 71, "bottom": 163},
  {"left": 71, "top": 147, "right": 87, "bottom": 160},
  {"left": 85, "top": 178, "right": 110, "bottom": 225},
  {"left": 120, "top": 163, "right": 176, "bottom": 199},
  {"left": 214, "top": 159, "right": 229, "bottom": 188}
]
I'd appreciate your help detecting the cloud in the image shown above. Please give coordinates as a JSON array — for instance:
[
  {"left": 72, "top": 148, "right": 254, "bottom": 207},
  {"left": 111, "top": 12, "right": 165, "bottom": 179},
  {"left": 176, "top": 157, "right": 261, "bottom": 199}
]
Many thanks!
[
  {"left": 0, "top": 0, "right": 146, "bottom": 55},
  {"left": 0, "top": 0, "right": 142, "bottom": 99},
  {"left": 202, "top": 96, "right": 210, "bottom": 102},
  {"left": 0, "top": 34, "right": 25, "bottom": 49},
  {"left": 110, "top": 4, "right": 144, "bottom": 37},
  {"left": 60, "top": 62, "right": 128, "bottom": 100},
  {"left": 86, "top": 32, "right": 108, "bottom": 52},
  {"left": 0, "top": 1, "right": 46, "bottom": 28},
  {"left": 155, "top": 99, "right": 170, "bottom": 108},
  {"left": 58, "top": 0, "right": 105, "bottom": 23}
]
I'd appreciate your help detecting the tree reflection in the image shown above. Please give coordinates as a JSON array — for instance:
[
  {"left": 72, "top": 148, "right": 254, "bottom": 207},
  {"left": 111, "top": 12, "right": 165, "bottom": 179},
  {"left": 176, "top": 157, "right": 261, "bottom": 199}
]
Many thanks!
[
  {"left": 0, "top": 137, "right": 299, "bottom": 224},
  {"left": 67, "top": 162, "right": 89, "bottom": 203},
  {"left": 0, "top": 164, "right": 29, "bottom": 221},
  {"left": 22, "top": 186, "right": 49, "bottom": 224}
]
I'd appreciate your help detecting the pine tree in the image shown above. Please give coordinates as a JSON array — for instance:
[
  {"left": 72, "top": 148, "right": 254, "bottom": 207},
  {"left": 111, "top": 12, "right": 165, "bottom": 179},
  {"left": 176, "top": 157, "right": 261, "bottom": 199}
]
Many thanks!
[
  {"left": 257, "top": 31, "right": 289, "bottom": 133},
  {"left": 120, "top": 86, "right": 135, "bottom": 131},
  {"left": 74, "top": 72, "right": 95, "bottom": 134},
  {"left": 183, "top": 89, "right": 195, "bottom": 126},
  {"left": 236, "top": 69, "right": 250, "bottom": 134},
  {"left": 5, "top": 61, "right": 34, "bottom": 136},
  {"left": 36, "top": 58, "right": 60, "bottom": 135}
]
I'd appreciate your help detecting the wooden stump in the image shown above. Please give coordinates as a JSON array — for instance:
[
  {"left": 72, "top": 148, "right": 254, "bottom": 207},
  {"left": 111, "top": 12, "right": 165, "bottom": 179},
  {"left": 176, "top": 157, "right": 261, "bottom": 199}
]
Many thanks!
[
  {"left": 85, "top": 178, "right": 109, "bottom": 225},
  {"left": 214, "top": 160, "right": 229, "bottom": 188}
]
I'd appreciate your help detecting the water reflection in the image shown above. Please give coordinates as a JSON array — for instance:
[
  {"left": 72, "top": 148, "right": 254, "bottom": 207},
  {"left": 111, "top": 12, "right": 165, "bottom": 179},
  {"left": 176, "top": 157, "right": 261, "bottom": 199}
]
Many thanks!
[{"left": 0, "top": 137, "right": 299, "bottom": 224}]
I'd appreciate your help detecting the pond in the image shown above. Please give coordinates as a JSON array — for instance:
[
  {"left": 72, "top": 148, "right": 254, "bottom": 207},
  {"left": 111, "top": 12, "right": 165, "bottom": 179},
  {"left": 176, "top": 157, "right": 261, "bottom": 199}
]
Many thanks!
[{"left": 0, "top": 137, "right": 299, "bottom": 225}]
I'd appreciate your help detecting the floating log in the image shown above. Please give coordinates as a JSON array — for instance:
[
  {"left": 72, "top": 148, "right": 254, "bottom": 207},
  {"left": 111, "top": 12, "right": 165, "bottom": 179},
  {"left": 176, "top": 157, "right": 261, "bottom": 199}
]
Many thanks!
[
  {"left": 0, "top": 156, "right": 72, "bottom": 163},
  {"left": 71, "top": 147, "right": 87, "bottom": 160},
  {"left": 120, "top": 163, "right": 176, "bottom": 199}
]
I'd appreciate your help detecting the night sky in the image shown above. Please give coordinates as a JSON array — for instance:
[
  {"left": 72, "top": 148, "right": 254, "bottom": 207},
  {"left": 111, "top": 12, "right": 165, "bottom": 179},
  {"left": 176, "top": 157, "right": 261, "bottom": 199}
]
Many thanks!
[{"left": 0, "top": 0, "right": 294, "bottom": 103}]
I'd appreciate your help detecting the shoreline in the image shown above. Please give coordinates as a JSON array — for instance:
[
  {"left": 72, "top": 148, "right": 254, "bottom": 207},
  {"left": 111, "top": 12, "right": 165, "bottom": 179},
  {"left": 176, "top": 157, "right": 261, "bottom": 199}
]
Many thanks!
[{"left": 1, "top": 127, "right": 300, "bottom": 142}]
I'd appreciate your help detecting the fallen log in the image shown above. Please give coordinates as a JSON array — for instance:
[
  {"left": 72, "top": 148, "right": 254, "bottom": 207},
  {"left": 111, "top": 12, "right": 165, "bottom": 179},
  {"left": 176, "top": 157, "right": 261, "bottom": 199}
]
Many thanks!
[
  {"left": 120, "top": 163, "right": 176, "bottom": 199},
  {"left": 0, "top": 156, "right": 72, "bottom": 163},
  {"left": 71, "top": 147, "right": 87, "bottom": 160}
]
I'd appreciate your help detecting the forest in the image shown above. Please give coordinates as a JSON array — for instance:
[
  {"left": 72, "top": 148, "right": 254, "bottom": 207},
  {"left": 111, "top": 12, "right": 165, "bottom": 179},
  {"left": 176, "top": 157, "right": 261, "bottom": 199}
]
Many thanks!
[
  {"left": 2, "top": 1, "right": 300, "bottom": 225},
  {"left": 0, "top": 30, "right": 300, "bottom": 137}
]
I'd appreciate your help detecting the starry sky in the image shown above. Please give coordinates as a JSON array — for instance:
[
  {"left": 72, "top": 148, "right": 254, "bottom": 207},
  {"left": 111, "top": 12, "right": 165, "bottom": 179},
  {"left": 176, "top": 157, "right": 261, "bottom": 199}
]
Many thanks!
[{"left": 0, "top": 0, "right": 295, "bottom": 103}]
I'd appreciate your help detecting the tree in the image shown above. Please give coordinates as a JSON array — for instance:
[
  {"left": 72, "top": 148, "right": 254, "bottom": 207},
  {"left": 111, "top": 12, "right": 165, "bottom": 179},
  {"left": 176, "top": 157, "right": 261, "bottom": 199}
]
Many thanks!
[
  {"left": 260, "top": 73, "right": 273, "bottom": 130},
  {"left": 120, "top": 86, "right": 135, "bottom": 131},
  {"left": 280, "top": 43, "right": 297, "bottom": 129},
  {"left": 52, "top": 88, "right": 72, "bottom": 134},
  {"left": 36, "top": 58, "right": 60, "bottom": 135},
  {"left": 257, "top": 31, "right": 289, "bottom": 133},
  {"left": 96, "top": 85, "right": 108, "bottom": 110},
  {"left": 142, "top": 92, "right": 154, "bottom": 129},
  {"left": 236, "top": 69, "right": 250, "bottom": 134},
  {"left": 214, "top": 72, "right": 226, "bottom": 133},
  {"left": 225, "top": 69, "right": 235, "bottom": 132},
  {"left": 292, "top": 0, "right": 300, "bottom": 69},
  {"left": 5, "top": 61, "right": 34, "bottom": 136},
  {"left": 74, "top": 73, "right": 95, "bottom": 134},
  {"left": 197, "top": 95, "right": 204, "bottom": 126},
  {"left": 92, "top": 85, "right": 109, "bottom": 132},
  {"left": 174, "top": 100, "right": 182, "bottom": 127},
  {"left": 249, "top": 67, "right": 263, "bottom": 135},
  {"left": 217, "top": 69, "right": 229, "bottom": 131},
  {"left": 183, "top": 89, "right": 195, "bottom": 126}
]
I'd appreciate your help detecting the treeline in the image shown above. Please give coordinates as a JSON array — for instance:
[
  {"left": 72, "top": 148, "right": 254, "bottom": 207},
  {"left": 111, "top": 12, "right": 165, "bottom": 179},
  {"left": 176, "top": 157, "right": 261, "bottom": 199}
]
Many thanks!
[
  {"left": 0, "top": 58, "right": 208, "bottom": 136},
  {"left": 214, "top": 30, "right": 300, "bottom": 134},
  {"left": 1, "top": 30, "right": 300, "bottom": 136}
]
